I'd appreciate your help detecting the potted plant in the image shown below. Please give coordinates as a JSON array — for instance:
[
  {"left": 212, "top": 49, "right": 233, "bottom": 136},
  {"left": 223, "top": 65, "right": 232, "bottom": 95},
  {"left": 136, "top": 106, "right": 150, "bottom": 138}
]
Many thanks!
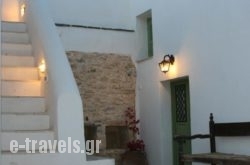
[{"left": 121, "top": 107, "right": 148, "bottom": 165}]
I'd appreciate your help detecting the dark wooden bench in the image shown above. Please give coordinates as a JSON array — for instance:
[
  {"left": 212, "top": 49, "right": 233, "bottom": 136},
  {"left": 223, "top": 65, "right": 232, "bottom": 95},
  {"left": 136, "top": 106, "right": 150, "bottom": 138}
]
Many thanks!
[{"left": 174, "top": 113, "right": 250, "bottom": 165}]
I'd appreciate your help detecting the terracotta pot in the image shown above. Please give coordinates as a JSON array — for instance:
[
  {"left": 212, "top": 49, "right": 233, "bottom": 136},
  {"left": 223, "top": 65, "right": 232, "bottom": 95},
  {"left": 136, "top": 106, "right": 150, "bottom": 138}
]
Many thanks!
[{"left": 121, "top": 151, "right": 148, "bottom": 165}]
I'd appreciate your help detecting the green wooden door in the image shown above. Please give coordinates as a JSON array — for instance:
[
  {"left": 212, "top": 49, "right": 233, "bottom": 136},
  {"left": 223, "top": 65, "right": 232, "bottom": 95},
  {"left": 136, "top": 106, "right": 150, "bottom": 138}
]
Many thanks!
[{"left": 171, "top": 78, "right": 191, "bottom": 165}]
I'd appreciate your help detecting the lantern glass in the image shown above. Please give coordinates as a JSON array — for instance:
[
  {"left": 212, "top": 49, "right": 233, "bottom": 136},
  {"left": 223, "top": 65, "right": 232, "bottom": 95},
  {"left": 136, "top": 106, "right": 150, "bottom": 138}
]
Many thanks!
[
  {"left": 159, "top": 61, "right": 170, "bottom": 73},
  {"left": 159, "top": 54, "right": 175, "bottom": 73}
]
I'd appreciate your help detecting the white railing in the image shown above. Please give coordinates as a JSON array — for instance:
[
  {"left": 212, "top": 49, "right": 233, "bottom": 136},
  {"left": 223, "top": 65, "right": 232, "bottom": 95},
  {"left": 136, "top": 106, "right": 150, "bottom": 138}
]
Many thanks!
[{"left": 25, "top": 0, "right": 86, "bottom": 163}]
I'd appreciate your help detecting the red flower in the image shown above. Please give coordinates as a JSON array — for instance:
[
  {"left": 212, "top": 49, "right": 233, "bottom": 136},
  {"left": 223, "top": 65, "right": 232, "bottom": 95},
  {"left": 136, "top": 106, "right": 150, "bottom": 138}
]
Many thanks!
[
  {"left": 127, "top": 139, "right": 145, "bottom": 151},
  {"left": 125, "top": 107, "right": 145, "bottom": 151}
]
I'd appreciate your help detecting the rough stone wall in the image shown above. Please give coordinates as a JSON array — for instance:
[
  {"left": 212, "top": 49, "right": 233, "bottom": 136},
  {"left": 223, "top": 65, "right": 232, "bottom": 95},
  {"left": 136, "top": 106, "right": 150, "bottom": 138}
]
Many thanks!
[{"left": 67, "top": 51, "right": 136, "bottom": 164}]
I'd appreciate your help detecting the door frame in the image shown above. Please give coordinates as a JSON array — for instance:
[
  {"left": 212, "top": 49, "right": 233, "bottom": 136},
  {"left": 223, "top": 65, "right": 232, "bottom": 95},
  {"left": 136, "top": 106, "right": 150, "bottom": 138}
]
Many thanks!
[{"left": 170, "top": 77, "right": 191, "bottom": 165}]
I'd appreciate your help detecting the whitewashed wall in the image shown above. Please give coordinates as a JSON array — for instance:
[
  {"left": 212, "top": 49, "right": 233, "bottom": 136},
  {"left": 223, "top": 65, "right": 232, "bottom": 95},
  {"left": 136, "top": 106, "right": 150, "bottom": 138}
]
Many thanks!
[
  {"left": 56, "top": 27, "right": 135, "bottom": 56},
  {"left": 1, "top": 0, "right": 135, "bottom": 56},
  {"left": 47, "top": 0, "right": 133, "bottom": 29},
  {"left": 131, "top": 0, "right": 250, "bottom": 165},
  {"left": 47, "top": 0, "right": 135, "bottom": 56},
  {"left": 2, "top": 0, "right": 133, "bottom": 29}
]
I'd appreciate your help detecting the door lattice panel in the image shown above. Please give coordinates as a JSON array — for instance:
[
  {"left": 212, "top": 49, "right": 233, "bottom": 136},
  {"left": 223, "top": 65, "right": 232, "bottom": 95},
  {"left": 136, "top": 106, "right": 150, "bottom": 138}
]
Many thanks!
[{"left": 175, "top": 84, "right": 187, "bottom": 122}]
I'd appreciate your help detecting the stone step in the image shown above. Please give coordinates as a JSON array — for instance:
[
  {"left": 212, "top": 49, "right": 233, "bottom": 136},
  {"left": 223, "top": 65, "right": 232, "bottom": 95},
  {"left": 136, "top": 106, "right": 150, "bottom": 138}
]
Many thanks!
[
  {"left": 2, "top": 67, "right": 39, "bottom": 81},
  {"left": 2, "top": 21, "right": 27, "bottom": 33},
  {"left": 86, "top": 156, "right": 115, "bottom": 165},
  {"left": 2, "top": 151, "right": 114, "bottom": 165},
  {"left": 2, "top": 80, "right": 44, "bottom": 97},
  {"left": 2, "top": 31, "right": 30, "bottom": 44},
  {"left": 2, "top": 131, "right": 54, "bottom": 151},
  {"left": 2, "top": 114, "right": 50, "bottom": 131},
  {"left": 2, "top": 152, "right": 61, "bottom": 165},
  {"left": 2, "top": 43, "right": 32, "bottom": 56},
  {"left": 2, "top": 55, "right": 35, "bottom": 67},
  {"left": 1, "top": 97, "right": 45, "bottom": 114}
]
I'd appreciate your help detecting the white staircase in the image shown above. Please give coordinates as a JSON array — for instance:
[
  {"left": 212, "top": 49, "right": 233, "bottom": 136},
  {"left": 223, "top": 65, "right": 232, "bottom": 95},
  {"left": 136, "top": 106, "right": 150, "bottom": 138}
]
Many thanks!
[
  {"left": 0, "top": 19, "right": 114, "bottom": 164},
  {"left": 1, "top": 21, "right": 55, "bottom": 164}
]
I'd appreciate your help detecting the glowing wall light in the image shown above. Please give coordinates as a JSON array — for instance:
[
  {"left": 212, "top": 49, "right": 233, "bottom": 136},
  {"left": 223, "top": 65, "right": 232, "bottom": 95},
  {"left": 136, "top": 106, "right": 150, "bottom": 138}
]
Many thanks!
[
  {"left": 159, "top": 54, "right": 175, "bottom": 73},
  {"left": 38, "top": 60, "right": 46, "bottom": 73},
  {"left": 20, "top": 4, "right": 26, "bottom": 17}
]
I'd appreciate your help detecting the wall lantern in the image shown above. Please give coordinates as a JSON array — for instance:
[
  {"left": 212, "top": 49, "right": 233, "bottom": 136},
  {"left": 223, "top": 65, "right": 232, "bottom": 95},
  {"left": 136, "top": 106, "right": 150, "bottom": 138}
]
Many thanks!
[{"left": 159, "top": 54, "right": 175, "bottom": 73}]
